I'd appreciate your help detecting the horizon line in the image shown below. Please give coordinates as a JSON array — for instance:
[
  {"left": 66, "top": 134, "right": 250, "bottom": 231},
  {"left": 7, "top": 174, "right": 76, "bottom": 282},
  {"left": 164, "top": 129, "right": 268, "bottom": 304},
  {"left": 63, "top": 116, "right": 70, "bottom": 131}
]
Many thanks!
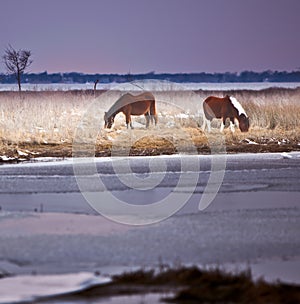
[{"left": 1, "top": 69, "right": 300, "bottom": 76}]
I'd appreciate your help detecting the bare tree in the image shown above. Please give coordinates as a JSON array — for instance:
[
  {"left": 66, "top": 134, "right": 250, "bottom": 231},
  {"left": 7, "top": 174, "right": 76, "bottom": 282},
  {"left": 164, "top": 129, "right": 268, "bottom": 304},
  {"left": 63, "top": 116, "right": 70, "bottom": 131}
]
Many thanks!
[{"left": 3, "top": 45, "right": 33, "bottom": 92}]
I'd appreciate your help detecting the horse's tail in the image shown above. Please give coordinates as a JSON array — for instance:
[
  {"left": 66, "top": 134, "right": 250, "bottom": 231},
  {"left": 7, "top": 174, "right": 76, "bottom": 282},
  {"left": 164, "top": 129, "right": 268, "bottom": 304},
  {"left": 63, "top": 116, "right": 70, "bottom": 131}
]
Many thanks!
[{"left": 150, "top": 99, "right": 158, "bottom": 125}]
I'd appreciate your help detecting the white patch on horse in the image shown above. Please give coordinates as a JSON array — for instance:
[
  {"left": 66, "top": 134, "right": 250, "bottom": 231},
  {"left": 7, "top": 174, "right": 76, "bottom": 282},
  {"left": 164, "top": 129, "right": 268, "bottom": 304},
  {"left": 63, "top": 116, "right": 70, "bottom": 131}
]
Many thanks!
[{"left": 229, "top": 96, "right": 247, "bottom": 117}]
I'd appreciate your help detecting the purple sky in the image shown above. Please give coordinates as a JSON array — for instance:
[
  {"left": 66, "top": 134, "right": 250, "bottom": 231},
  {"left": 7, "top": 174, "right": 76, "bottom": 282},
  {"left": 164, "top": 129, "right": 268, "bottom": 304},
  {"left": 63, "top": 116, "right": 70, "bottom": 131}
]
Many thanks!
[{"left": 1, "top": 0, "right": 300, "bottom": 74}]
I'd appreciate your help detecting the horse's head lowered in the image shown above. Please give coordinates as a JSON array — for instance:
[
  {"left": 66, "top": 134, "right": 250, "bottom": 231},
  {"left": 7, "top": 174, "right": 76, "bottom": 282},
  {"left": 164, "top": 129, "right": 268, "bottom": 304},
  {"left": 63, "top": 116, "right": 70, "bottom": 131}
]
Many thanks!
[
  {"left": 104, "top": 112, "right": 114, "bottom": 129},
  {"left": 238, "top": 114, "right": 250, "bottom": 132},
  {"left": 226, "top": 95, "right": 250, "bottom": 132}
]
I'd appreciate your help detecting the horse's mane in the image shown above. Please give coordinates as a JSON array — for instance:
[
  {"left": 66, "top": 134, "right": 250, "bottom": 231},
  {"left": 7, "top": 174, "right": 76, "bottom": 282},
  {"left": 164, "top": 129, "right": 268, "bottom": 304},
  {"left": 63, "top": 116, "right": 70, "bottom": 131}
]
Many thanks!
[
  {"left": 228, "top": 96, "right": 247, "bottom": 117},
  {"left": 106, "top": 92, "right": 155, "bottom": 117}
]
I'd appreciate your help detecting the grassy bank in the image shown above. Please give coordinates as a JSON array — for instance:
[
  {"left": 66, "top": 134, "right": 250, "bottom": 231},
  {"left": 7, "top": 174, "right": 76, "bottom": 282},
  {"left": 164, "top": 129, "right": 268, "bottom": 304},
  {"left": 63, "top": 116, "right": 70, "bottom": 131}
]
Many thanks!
[
  {"left": 46, "top": 266, "right": 300, "bottom": 303},
  {"left": 0, "top": 88, "right": 300, "bottom": 161}
]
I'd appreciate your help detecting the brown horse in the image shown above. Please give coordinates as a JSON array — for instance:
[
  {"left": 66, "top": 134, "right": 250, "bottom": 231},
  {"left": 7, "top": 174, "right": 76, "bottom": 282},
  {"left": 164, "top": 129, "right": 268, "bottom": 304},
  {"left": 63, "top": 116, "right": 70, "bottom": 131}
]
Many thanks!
[
  {"left": 202, "top": 95, "right": 249, "bottom": 133},
  {"left": 104, "top": 92, "right": 158, "bottom": 129}
]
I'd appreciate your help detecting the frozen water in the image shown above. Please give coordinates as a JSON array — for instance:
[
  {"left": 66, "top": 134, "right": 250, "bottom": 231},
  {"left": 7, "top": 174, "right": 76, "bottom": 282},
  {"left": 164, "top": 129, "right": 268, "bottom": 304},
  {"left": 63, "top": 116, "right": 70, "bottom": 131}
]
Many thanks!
[{"left": 1, "top": 82, "right": 300, "bottom": 91}]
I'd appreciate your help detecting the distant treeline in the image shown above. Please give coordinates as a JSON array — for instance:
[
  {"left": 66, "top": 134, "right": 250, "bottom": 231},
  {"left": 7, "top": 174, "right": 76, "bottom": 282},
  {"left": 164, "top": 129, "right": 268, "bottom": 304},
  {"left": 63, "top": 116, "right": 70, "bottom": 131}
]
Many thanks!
[{"left": 1, "top": 70, "right": 300, "bottom": 84}]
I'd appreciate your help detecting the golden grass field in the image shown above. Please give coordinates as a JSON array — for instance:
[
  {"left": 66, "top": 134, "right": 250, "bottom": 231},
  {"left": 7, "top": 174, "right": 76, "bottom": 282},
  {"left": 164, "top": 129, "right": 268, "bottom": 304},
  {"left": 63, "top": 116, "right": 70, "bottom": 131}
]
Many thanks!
[{"left": 0, "top": 87, "right": 300, "bottom": 161}]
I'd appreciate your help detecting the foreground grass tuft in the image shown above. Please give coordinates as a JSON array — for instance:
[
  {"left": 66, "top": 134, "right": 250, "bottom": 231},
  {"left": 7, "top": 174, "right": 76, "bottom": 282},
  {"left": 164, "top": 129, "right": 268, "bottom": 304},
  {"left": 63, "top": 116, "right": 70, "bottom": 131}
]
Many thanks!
[{"left": 112, "top": 266, "right": 300, "bottom": 303}]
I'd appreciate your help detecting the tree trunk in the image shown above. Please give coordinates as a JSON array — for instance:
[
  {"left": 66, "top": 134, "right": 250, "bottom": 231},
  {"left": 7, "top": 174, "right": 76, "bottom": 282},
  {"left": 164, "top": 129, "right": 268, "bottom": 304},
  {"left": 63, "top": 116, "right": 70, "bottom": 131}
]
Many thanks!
[
  {"left": 17, "top": 72, "right": 21, "bottom": 93},
  {"left": 94, "top": 79, "right": 99, "bottom": 98}
]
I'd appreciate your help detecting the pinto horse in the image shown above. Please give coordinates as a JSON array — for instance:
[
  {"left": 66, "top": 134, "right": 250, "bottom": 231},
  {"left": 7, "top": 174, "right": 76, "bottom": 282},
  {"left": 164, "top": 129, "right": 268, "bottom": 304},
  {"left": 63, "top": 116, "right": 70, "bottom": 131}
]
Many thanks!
[
  {"left": 104, "top": 92, "right": 158, "bottom": 129},
  {"left": 202, "top": 95, "right": 249, "bottom": 133}
]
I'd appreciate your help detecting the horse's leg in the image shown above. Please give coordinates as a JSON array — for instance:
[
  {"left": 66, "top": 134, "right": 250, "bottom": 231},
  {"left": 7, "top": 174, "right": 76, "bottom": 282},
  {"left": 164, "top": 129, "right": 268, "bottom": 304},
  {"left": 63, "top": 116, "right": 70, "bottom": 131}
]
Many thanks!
[
  {"left": 230, "top": 118, "right": 235, "bottom": 133},
  {"left": 145, "top": 112, "right": 150, "bottom": 128},
  {"left": 149, "top": 101, "right": 158, "bottom": 126},
  {"left": 220, "top": 117, "right": 227, "bottom": 132},
  {"left": 151, "top": 114, "right": 158, "bottom": 126},
  {"left": 125, "top": 114, "right": 133, "bottom": 129}
]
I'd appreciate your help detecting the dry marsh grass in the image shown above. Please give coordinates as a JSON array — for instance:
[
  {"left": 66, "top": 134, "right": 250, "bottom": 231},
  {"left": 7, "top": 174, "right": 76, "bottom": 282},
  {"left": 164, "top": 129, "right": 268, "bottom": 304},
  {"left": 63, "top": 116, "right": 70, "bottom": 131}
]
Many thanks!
[{"left": 0, "top": 87, "right": 300, "bottom": 159}]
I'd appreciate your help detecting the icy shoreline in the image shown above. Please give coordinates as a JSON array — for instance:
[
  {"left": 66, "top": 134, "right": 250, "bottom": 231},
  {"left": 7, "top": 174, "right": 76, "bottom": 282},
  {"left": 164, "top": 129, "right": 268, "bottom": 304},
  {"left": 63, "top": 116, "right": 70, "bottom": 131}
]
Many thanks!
[{"left": 1, "top": 81, "right": 300, "bottom": 92}]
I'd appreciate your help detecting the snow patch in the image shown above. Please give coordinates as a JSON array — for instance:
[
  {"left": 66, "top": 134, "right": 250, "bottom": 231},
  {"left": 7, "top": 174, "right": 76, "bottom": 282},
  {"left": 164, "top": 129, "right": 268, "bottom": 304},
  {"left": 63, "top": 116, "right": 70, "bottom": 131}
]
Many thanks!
[
  {"left": 281, "top": 152, "right": 293, "bottom": 159},
  {"left": 0, "top": 272, "right": 111, "bottom": 304},
  {"left": 175, "top": 113, "right": 189, "bottom": 119},
  {"left": 242, "top": 138, "right": 259, "bottom": 145},
  {"left": 0, "top": 155, "right": 16, "bottom": 161},
  {"left": 17, "top": 150, "right": 28, "bottom": 157}
]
